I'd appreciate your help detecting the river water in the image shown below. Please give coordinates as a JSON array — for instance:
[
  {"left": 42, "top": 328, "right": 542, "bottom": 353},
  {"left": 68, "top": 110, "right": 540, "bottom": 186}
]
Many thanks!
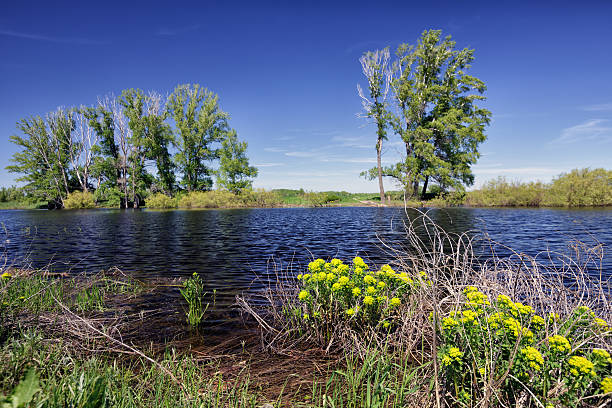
[{"left": 1, "top": 207, "right": 611, "bottom": 298}]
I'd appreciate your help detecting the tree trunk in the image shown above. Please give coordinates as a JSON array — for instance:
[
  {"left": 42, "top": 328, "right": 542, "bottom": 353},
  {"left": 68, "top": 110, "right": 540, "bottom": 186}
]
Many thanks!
[
  {"left": 421, "top": 175, "right": 429, "bottom": 199},
  {"left": 377, "top": 137, "right": 385, "bottom": 204}
]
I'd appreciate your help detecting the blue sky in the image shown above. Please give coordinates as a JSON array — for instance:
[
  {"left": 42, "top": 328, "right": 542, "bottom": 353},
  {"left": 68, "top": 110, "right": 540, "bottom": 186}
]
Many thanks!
[{"left": 1, "top": 0, "right": 611, "bottom": 192}]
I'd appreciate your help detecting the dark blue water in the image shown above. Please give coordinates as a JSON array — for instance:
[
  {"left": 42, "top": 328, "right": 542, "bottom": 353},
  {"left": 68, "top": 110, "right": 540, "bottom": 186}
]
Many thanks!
[{"left": 1, "top": 207, "right": 611, "bottom": 297}]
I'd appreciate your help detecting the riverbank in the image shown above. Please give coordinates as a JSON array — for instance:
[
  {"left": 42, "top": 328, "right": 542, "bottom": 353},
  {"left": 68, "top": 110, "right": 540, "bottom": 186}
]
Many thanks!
[{"left": 1, "top": 215, "right": 610, "bottom": 407}]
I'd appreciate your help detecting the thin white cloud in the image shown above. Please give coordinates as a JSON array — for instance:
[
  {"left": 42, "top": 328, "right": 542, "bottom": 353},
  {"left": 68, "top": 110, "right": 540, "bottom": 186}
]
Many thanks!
[
  {"left": 581, "top": 103, "right": 612, "bottom": 112},
  {"left": 285, "top": 151, "right": 318, "bottom": 158},
  {"left": 0, "top": 29, "right": 106, "bottom": 45},
  {"left": 254, "top": 162, "right": 284, "bottom": 167},
  {"left": 263, "top": 147, "right": 286, "bottom": 153},
  {"left": 331, "top": 135, "right": 372, "bottom": 149},
  {"left": 553, "top": 119, "right": 612, "bottom": 144}
]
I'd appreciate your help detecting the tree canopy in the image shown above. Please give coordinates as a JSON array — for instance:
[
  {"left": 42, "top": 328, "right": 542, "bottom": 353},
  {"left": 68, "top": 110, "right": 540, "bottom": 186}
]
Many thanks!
[
  {"left": 7, "top": 84, "right": 258, "bottom": 208},
  {"left": 360, "top": 30, "right": 491, "bottom": 198}
]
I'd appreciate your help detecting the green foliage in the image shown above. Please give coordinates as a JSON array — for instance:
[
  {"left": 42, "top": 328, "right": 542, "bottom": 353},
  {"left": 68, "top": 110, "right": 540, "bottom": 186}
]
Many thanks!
[
  {"left": 312, "top": 347, "right": 423, "bottom": 408},
  {"left": 168, "top": 84, "right": 229, "bottom": 192},
  {"left": 216, "top": 130, "right": 258, "bottom": 194},
  {"left": 6, "top": 110, "right": 75, "bottom": 206},
  {"left": 466, "top": 168, "right": 612, "bottom": 207},
  {"left": 0, "top": 330, "right": 260, "bottom": 408},
  {"left": 437, "top": 287, "right": 612, "bottom": 406},
  {"left": 179, "top": 273, "right": 208, "bottom": 328},
  {"left": 7, "top": 84, "right": 258, "bottom": 208},
  {"left": 360, "top": 30, "right": 490, "bottom": 198},
  {"left": 145, "top": 193, "right": 177, "bottom": 209},
  {"left": 63, "top": 191, "right": 96, "bottom": 209},
  {"left": 0, "top": 271, "right": 142, "bottom": 315},
  {"left": 0, "top": 369, "right": 40, "bottom": 408},
  {"left": 292, "top": 258, "right": 429, "bottom": 343}
]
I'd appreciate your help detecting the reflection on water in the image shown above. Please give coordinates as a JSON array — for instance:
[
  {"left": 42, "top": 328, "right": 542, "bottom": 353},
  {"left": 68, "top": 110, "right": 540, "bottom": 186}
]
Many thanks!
[{"left": 1, "top": 207, "right": 610, "bottom": 300}]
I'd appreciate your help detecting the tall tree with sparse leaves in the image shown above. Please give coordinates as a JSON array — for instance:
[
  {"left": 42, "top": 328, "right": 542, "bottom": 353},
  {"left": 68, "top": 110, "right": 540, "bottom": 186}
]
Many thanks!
[{"left": 357, "top": 48, "right": 392, "bottom": 204}]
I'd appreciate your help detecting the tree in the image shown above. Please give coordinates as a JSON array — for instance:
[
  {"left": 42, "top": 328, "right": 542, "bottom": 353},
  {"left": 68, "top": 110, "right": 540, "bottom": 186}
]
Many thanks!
[
  {"left": 390, "top": 30, "right": 490, "bottom": 198},
  {"left": 7, "top": 109, "right": 75, "bottom": 207},
  {"left": 86, "top": 98, "right": 122, "bottom": 206},
  {"left": 168, "top": 84, "right": 229, "bottom": 191},
  {"left": 357, "top": 48, "right": 392, "bottom": 204},
  {"left": 216, "top": 129, "right": 258, "bottom": 193},
  {"left": 69, "top": 107, "right": 99, "bottom": 193}
]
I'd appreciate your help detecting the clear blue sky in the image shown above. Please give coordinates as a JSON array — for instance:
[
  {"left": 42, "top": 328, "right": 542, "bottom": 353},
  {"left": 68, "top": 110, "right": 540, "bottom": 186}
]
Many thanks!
[{"left": 1, "top": 0, "right": 611, "bottom": 192}]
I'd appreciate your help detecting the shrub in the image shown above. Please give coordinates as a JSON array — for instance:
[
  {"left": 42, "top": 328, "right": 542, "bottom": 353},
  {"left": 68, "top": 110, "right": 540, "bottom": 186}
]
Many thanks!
[
  {"left": 290, "top": 257, "right": 430, "bottom": 342},
  {"left": 146, "top": 193, "right": 177, "bottom": 209},
  {"left": 63, "top": 191, "right": 95, "bottom": 209},
  {"left": 437, "top": 287, "right": 611, "bottom": 407}
]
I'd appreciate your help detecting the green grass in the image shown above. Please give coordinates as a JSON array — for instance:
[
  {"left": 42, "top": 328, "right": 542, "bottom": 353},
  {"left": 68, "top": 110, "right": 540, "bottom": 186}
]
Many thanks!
[{"left": 0, "top": 200, "right": 46, "bottom": 210}]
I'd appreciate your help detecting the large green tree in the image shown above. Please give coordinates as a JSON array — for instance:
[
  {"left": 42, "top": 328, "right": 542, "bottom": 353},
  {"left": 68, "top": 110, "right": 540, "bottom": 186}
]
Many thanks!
[
  {"left": 386, "top": 30, "right": 490, "bottom": 198},
  {"left": 216, "top": 129, "right": 258, "bottom": 193},
  {"left": 168, "top": 84, "right": 229, "bottom": 191},
  {"left": 7, "top": 109, "right": 76, "bottom": 207},
  {"left": 357, "top": 48, "right": 392, "bottom": 204}
]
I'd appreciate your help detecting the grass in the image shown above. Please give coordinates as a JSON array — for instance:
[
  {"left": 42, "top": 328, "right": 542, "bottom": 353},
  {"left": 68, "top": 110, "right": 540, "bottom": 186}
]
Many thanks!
[{"left": 466, "top": 168, "right": 612, "bottom": 207}]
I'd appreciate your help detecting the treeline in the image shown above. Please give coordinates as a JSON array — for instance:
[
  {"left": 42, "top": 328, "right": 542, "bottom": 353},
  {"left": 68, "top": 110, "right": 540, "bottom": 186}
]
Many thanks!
[
  {"left": 7, "top": 84, "right": 257, "bottom": 208},
  {"left": 465, "top": 168, "right": 612, "bottom": 207}
]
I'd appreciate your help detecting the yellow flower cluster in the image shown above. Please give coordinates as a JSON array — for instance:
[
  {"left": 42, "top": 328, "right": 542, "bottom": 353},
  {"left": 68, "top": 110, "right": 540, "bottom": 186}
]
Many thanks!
[
  {"left": 594, "top": 318, "right": 610, "bottom": 331},
  {"left": 520, "top": 346, "right": 544, "bottom": 371},
  {"left": 592, "top": 348, "right": 612, "bottom": 365},
  {"left": 298, "top": 290, "right": 310, "bottom": 301},
  {"left": 567, "top": 355, "right": 596, "bottom": 377},
  {"left": 441, "top": 347, "right": 463, "bottom": 367},
  {"left": 530, "top": 315, "right": 545, "bottom": 330},
  {"left": 464, "top": 287, "right": 490, "bottom": 306},
  {"left": 601, "top": 376, "right": 612, "bottom": 394},
  {"left": 497, "top": 295, "right": 533, "bottom": 317},
  {"left": 296, "top": 257, "right": 418, "bottom": 327},
  {"left": 547, "top": 335, "right": 571, "bottom": 354},
  {"left": 1, "top": 272, "right": 11, "bottom": 280}
]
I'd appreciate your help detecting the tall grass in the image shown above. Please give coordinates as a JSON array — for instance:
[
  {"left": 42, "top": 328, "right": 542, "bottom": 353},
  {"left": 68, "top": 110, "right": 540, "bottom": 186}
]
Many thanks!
[
  {"left": 146, "top": 189, "right": 282, "bottom": 209},
  {"left": 467, "top": 168, "right": 612, "bottom": 207}
]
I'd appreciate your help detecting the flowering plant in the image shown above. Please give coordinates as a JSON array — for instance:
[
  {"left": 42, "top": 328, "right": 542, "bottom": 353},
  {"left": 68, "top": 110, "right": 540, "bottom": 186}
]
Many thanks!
[
  {"left": 292, "top": 257, "right": 429, "bottom": 340},
  {"left": 437, "top": 287, "right": 611, "bottom": 406}
]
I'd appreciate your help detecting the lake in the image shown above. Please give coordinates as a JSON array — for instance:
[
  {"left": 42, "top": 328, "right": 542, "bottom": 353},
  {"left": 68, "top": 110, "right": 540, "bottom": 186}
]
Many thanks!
[{"left": 1, "top": 207, "right": 611, "bottom": 304}]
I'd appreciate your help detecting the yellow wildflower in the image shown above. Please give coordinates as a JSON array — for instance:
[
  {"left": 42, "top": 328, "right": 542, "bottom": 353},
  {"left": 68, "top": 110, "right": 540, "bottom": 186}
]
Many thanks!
[
  {"left": 520, "top": 346, "right": 543, "bottom": 371},
  {"left": 567, "top": 356, "right": 595, "bottom": 377},
  {"left": 363, "top": 295, "right": 374, "bottom": 306},
  {"left": 366, "top": 286, "right": 377, "bottom": 295},
  {"left": 592, "top": 348, "right": 612, "bottom": 365},
  {"left": 548, "top": 335, "right": 571, "bottom": 354},
  {"left": 352, "top": 256, "right": 368, "bottom": 269},
  {"left": 345, "top": 308, "right": 355, "bottom": 316},
  {"left": 352, "top": 287, "right": 361, "bottom": 297},
  {"left": 390, "top": 297, "right": 401, "bottom": 307},
  {"left": 1, "top": 272, "right": 11, "bottom": 280},
  {"left": 601, "top": 376, "right": 612, "bottom": 394},
  {"left": 298, "top": 290, "right": 310, "bottom": 301}
]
